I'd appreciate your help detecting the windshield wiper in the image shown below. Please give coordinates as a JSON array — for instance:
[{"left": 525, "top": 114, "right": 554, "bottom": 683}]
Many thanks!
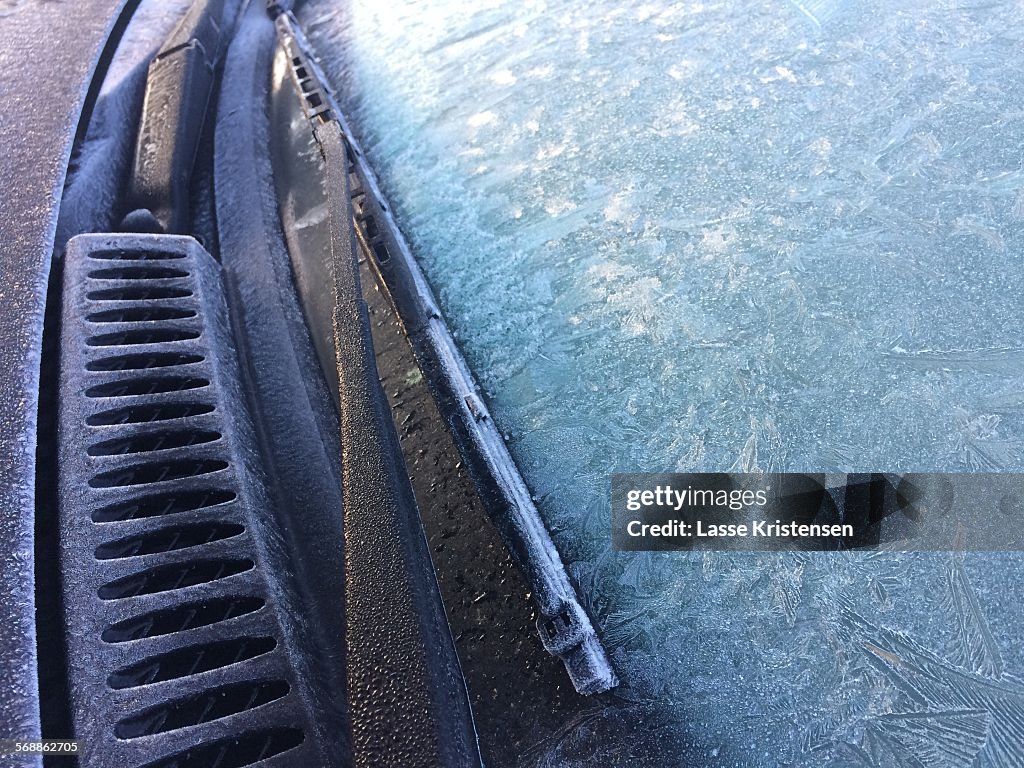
[{"left": 274, "top": 10, "right": 617, "bottom": 697}]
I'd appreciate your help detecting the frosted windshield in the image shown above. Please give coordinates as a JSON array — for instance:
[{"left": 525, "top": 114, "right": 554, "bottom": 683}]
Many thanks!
[{"left": 303, "top": 1, "right": 1024, "bottom": 764}]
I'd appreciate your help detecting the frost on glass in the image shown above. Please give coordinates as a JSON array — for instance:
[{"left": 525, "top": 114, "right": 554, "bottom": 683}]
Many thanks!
[{"left": 300, "top": 0, "right": 1024, "bottom": 764}]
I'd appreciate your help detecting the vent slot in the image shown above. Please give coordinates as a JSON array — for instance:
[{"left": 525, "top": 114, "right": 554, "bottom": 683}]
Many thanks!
[
  {"left": 94, "top": 522, "right": 245, "bottom": 560},
  {"left": 115, "top": 680, "right": 291, "bottom": 739},
  {"left": 98, "top": 559, "right": 255, "bottom": 600},
  {"left": 87, "top": 307, "right": 197, "bottom": 323},
  {"left": 92, "top": 489, "right": 236, "bottom": 523},
  {"left": 89, "top": 459, "right": 229, "bottom": 488},
  {"left": 138, "top": 728, "right": 305, "bottom": 768},
  {"left": 101, "top": 596, "right": 265, "bottom": 643},
  {"left": 89, "top": 248, "right": 186, "bottom": 261},
  {"left": 88, "top": 286, "right": 193, "bottom": 301},
  {"left": 86, "top": 377, "right": 209, "bottom": 398},
  {"left": 108, "top": 637, "right": 277, "bottom": 690},
  {"left": 87, "top": 352, "right": 205, "bottom": 372},
  {"left": 90, "top": 266, "right": 190, "bottom": 280},
  {"left": 87, "top": 328, "right": 201, "bottom": 347},
  {"left": 88, "top": 429, "right": 222, "bottom": 457},
  {"left": 87, "top": 402, "right": 215, "bottom": 426}
]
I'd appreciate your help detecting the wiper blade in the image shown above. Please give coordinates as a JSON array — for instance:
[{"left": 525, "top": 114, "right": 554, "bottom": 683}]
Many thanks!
[{"left": 274, "top": 11, "right": 617, "bottom": 696}]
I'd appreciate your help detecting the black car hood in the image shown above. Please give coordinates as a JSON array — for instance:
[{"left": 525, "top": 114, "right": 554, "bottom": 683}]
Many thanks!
[{"left": 0, "top": 0, "right": 128, "bottom": 745}]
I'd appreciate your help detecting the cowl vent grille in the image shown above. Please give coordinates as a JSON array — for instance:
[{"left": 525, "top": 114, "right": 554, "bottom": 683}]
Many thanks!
[{"left": 58, "top": 234, "right": 325, "bottom": 767}]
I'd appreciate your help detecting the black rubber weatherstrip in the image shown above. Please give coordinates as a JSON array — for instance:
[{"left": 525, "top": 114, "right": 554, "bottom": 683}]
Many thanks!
[{"left": 213, "top": 1, "right": 352, "bottom": 763}]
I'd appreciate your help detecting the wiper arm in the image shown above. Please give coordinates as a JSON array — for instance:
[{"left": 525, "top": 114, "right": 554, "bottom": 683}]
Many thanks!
[
  {"left": 275, "top": 11, "right": 617, "bottom": 696},
  {"left": 123, "top": 0, "right": 229, "bottom": 234}
]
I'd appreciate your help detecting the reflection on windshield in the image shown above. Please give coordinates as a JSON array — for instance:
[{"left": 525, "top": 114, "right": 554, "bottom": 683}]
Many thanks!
[{"left": 301, "top": 1, "right": 1024, "bottom": 764}]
